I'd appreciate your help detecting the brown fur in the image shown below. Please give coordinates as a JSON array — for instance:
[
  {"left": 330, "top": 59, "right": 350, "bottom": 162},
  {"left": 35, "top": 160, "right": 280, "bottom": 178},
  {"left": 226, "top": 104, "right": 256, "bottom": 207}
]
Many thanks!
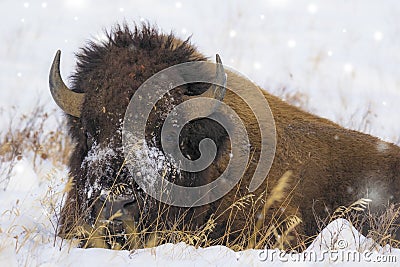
[{"left": 58, "top": 23, "right": 400, "bottom": 249}]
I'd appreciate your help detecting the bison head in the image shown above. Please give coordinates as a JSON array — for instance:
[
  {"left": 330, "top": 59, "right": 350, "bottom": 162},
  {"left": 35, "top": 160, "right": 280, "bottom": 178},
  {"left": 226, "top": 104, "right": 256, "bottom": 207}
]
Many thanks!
[{"left": 50, "top": 24, "right": 248, "bottom": 247}]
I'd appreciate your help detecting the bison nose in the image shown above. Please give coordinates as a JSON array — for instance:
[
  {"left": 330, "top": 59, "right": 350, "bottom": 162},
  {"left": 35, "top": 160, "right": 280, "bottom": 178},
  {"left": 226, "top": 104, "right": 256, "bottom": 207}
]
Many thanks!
[
  {"left": 98, "top": 196, "right": 139, "bottom": 222},
  {"left": 119, "top": 200, "right": 139, "bottom": 221}
]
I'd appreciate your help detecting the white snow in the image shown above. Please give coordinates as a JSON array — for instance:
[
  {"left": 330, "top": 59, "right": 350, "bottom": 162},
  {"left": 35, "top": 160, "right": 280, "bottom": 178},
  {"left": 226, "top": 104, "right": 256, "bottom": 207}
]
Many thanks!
[
  {"left": 1, "top": 0, "right": 400, "bottom": 266},
  {"left": 7, "top": 158, "right": 38, "bottom": 191}
]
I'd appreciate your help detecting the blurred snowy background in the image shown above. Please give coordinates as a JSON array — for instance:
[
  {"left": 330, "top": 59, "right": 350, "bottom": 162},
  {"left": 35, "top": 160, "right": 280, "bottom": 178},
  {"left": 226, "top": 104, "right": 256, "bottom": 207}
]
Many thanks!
[
  {"left": 1, "top": 0, "right": 400, "bottom": 142},
  {"left": 1, "top": 0, "right": 400, "bottom": 266}
]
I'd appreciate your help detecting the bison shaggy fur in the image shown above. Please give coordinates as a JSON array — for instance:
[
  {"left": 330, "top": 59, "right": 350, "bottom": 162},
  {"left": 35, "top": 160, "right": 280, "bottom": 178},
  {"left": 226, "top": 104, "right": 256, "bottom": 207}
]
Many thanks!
[{"left": 56, "top": 23, "right": 400, "bottom": 250}]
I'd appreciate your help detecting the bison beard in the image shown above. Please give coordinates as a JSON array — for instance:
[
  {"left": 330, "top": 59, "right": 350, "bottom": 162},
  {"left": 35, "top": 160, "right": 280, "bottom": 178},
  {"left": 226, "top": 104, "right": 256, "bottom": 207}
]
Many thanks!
[{"left": 51, "top": 23, "right": 400, "bottom": 250}]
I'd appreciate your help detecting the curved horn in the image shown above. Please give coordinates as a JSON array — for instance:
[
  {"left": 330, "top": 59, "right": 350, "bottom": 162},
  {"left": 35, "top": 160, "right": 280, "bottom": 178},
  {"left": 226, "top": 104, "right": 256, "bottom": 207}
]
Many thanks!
[
  {"left": 198, "top": 54, "right": 226, "bottom": 100},
  {"left": 183, "top": 54, "right": 227, "bottom": 101},
  {"left": 49, "top": 50, "right": 84, "bottom": 117},
  {"left": 212, "top": 54, "right": 227, "bottom": 101}
]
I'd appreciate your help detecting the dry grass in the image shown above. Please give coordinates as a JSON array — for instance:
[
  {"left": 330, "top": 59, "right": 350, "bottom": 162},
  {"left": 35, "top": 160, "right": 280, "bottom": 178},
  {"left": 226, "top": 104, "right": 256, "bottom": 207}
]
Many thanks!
[
  {"left": 68, "top": 169, "right": 303, "bottom": 251},
  {"left": 0, "top": 104, "right": 74, "bottom": 252},
  {"left": 312, "top": 198, "right": 400, "bottom": 251},
  {"left": 0, "top": 105, "right": 72, "bottom": 190},
  {"left": 1, "top": 103, "right": 399, "bottom": 254}
]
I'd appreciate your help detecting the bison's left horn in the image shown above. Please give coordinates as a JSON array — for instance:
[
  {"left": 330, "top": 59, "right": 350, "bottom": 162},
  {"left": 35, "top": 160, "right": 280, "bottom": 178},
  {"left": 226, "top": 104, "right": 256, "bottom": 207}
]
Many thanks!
[
  {"left": 214, "top": 54, "right": 227, "bottom": 100},
  {"left": 49, "top": 50, "right": 84, "bottom": 117},
  {"left": 200, "top": 54, "right": 226, "bottom": 101},
  {"left": 183, "top": 54, "right": 226, "bottom": 102}
]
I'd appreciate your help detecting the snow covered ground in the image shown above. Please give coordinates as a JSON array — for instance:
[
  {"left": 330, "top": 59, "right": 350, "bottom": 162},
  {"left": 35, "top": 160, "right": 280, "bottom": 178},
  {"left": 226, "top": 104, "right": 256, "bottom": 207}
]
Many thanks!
[{"left": 1, "top": 0, "right": 400, "bottom": 266}]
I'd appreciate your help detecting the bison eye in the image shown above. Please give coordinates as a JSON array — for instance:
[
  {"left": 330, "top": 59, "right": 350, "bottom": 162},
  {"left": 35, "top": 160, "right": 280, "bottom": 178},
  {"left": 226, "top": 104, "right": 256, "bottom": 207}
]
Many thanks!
[{"left": 86, "top": 132, "right": 95, "bottom": 148}]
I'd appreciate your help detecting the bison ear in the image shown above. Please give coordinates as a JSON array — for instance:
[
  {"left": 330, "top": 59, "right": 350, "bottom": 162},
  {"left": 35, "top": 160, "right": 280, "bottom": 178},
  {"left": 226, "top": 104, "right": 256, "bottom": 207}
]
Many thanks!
[{"left": 49, "top": 50, "right": 85, "bottom": 118}]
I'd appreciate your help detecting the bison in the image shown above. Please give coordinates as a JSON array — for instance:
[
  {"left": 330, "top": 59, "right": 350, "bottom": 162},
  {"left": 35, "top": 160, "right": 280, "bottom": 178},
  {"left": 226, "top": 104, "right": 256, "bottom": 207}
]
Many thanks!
[{"left": 50, "top": 23, "right": 400, "bottom": 250}]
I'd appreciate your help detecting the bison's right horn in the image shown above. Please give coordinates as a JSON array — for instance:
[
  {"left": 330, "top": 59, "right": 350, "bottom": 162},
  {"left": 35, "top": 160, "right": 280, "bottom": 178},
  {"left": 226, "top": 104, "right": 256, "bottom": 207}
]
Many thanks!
[{"left": 49, "top": 50, "right": 84, "bottom": 117}]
